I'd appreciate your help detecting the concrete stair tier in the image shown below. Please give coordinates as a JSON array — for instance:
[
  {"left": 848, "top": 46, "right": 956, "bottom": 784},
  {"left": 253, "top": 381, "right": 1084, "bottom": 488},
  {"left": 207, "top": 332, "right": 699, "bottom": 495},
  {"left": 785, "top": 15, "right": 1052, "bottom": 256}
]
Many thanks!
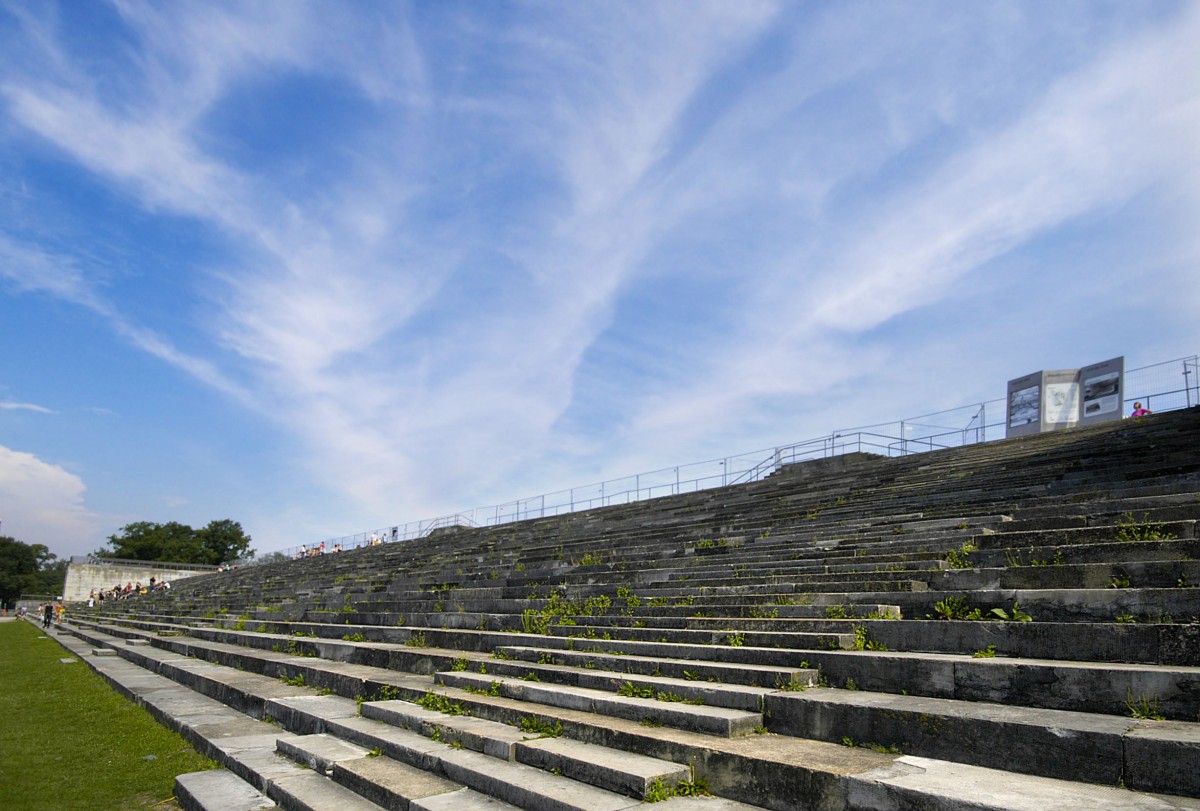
[{"left": 68, "top": 407, "right": 1200, "bottom": 810}]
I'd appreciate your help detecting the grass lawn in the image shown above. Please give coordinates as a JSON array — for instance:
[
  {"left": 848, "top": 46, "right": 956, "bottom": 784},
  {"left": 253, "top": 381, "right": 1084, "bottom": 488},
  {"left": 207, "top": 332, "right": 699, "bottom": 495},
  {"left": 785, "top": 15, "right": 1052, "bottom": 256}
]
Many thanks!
[{"left": 0, "top": 620, "right": 218, "bottom": 810}]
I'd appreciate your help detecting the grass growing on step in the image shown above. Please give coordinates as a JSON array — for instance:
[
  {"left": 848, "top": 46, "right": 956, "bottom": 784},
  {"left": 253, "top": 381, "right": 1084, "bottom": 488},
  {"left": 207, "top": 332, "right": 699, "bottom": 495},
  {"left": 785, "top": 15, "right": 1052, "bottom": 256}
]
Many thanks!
[
  {"left": 841, "top": 736, "right": 903, "bottom": 755},
  {"left": 645, "top": 778, "right": 673, "bottom": 803},
  {"left": 942, "top": 540, "right": 979, "bottom": 569},
  {"left": 464, "top": 681, "right": 503, "bottom": 697},
  {"left": 418, "top": 691, "right": 469, "bottom": 716},
  {"left": 1115, "top": 513, "right": 1176, "bottom": 543},
  {"left": 518, "top": 716, "right": 562, "bottom": 737},
  {"left": 988, "top": 603, "right": 1032, "bottom": 622},
  {"left": 972, "top": 645, "right": 998, "bottom": 658},
  {"left": 1106, "top": 574, "right": 1131, "bottom": 589},
  {"left": 645, "top": 766, "right": 710, "bottom": 802},
  {"left": 1125, "top": 690, "right": 1166, "bottom": 720},
  {"left": 1028, "top": 548, "right": 1066, "bottom": 567},
  {"left": 405, "top": 631, "right": 428, "bottom": 647},
  {"left": 374, "top": 685, "right": 400, "bottom": 702},
  {"left": 852, "top": 625, "right": 888, "bottom": 651},
  {"left": 929, "top": 597, "right": 1032, "bottom": 622},
  {"left": 776, "top": 672, "right": 811, "bottom": 691},
  {"left": 272, "top": 639, "right": 317, "bottom": 657},
  {"left": 617, "top": 681, "right": 654, "bottom": 699},
  {"left": 279, "top": 673, "right": 307, "bottom": 687},
  {"left": 0, "top": 621, "right": 218, "bottom": 811},
  {"left": 522, "top": 591, "right": 609, "bottom": 635}
]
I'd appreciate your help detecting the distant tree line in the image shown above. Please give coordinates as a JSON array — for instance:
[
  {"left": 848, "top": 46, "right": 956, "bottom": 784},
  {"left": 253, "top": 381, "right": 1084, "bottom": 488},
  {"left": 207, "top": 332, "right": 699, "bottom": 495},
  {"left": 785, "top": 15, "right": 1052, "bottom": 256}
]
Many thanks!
[
  {"left": 0, "top": 537, "right": 67, "bottom": 608},
  {"left": 96, "top": 520, "right": 254, "bottom": 566},
  {"left": 0, "top": 519, "right": 254, "bottom": 608}
]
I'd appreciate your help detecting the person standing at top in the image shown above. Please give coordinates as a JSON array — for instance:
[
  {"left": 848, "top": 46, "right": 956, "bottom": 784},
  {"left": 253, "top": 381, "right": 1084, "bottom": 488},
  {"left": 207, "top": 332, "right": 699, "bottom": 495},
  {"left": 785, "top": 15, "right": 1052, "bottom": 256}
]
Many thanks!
[{"left": 1131, "top": 402, "right": 1152, "bottom": 417}]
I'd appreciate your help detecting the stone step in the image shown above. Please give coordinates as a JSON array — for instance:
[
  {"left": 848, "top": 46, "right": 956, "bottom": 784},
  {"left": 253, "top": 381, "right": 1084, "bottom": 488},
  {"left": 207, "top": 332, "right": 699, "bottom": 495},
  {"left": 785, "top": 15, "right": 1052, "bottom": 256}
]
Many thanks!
[
  {"left": 59, "top": 621, "right": 759, "bottom": 809},
  {"left": 49, "top": 623, "right": 385, "bottom": 811},
  {"left": 786, "top": 648, "right": 1200, "bottom": 719},
  {"left": 434, "top": 670, "right": 763, "bottom": 737},
  {"left": 267, "top": 769, "right": 391, "bottom": 811},
  {"left": 966, "top": 537, "right": 1200, "bottom": 569},
  {"left": 136, "top": 603, "right": 1200, "bottom": 668},
  {"left": 933, "top": 559, "right": 1200, "bottom": 592},
  {"left": 174, "top": 769, "right": 276, "bottom": 811},
  {"left": 275, "top": 734, "right": 516, "bottom": 810},
  {"left": 441, "top": 659, "right": 784, "bottom": 712},
  {"left": 281, "top": 705, "right": 659, "bottom": 811},
  {"left": 358, "top": 699, "right": 694, "bottom": 798},
  {"left": 782, "top": 587, "right": 1200, "bottom": 625},
  {"left": 764, "top": 688, "right": 1200, "bottom": 798},
  {"left": 492, "top": 643, "right": 814, "bottom": 689}
]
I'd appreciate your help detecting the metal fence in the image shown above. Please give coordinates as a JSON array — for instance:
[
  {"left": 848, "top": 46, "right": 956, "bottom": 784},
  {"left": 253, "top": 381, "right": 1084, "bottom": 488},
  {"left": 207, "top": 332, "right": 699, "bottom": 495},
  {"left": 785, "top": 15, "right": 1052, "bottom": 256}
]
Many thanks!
[
  {"left": 69, "top": 555, "right": 221, "bottom": 572},
  {"left": 262, "top": 354, "right": 1197, "bottom": 562}
]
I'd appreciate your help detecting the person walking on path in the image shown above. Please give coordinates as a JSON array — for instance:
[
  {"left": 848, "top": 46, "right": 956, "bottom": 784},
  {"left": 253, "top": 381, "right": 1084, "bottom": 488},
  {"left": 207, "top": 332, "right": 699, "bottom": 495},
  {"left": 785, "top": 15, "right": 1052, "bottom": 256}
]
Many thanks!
[{"left": 41, "top": 601, "right": 53, "bottom": 629}]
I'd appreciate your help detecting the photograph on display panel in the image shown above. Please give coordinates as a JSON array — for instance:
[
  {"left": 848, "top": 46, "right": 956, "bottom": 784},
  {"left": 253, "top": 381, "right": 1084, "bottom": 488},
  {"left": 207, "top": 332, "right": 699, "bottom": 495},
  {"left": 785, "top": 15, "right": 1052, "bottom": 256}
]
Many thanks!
[
  {"left": 1082, "top": 371, "right": 1121, "bottom": 416},
  {"left": 1008, "top": 384, "right": 1040, "bottom": 428}
]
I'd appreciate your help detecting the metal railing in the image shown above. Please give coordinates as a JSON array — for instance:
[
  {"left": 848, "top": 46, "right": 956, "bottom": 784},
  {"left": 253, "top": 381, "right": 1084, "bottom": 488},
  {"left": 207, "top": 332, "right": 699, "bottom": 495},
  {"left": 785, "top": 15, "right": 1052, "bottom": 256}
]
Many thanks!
[
  {"left": 69, "top": 555, "right": 221, "bottom": 571},
  {"left": 258, "top": 354, "right": 1196, "bottom": 562}
]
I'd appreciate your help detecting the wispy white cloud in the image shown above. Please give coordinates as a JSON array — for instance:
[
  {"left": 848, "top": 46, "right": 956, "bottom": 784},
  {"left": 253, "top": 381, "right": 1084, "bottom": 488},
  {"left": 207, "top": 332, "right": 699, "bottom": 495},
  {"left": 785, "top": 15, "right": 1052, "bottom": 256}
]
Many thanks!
[
  {"left": 0, "top": 234, "right": 249, "bottom": 400},
  {"left": 603, "top": 3, "right": 1200, "bottom": 467},
  {"left": 0, "top": 1, "right": 1195, "bottom": 550},
  {"left": 0, "top": 401, "right": 54, "bottom": 414}
]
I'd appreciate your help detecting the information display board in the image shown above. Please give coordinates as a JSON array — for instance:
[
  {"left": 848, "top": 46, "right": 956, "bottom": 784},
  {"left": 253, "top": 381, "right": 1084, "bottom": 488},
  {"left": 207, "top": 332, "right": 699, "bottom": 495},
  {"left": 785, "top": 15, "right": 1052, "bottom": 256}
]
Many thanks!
[
  {"left": 1079, "top": 356, "right": 1125, "bottom": 426},
  {"left": 1006, "top": 372, "right": 1043, "bottom": 438},
  {"left": 1006, "top": 356, "right": 1124, "bottom": 437}
]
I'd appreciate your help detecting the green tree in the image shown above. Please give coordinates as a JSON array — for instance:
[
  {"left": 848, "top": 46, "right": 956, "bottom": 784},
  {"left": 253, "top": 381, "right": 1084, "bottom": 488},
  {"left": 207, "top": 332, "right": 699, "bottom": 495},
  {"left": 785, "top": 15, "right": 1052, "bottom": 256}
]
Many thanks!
[
  {"left": 97, "top": 522, "right": 199, "bottom": 563},
  {"left": 0, "top": 536, "right": 60, "bottom": 607},
  {"left": 196, "top": 520, "right": 254, "bottom": 565},
  {"left": 97, "top": 520, "right": 253, "bottom": 565}
]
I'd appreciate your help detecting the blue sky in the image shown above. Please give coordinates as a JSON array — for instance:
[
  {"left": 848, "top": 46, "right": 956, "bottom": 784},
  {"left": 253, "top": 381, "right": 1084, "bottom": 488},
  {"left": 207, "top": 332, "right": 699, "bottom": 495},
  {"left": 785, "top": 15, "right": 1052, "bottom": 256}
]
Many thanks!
[{"left": 1, "top": 1, "right": 1197, "bottom": 560}]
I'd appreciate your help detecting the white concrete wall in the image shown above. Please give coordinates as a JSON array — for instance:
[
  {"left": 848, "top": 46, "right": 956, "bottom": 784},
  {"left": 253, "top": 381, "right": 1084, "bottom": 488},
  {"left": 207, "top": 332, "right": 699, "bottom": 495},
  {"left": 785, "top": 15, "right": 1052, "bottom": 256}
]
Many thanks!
[{"left": 62, "top": 559, "right": 216, "bottom": 601}]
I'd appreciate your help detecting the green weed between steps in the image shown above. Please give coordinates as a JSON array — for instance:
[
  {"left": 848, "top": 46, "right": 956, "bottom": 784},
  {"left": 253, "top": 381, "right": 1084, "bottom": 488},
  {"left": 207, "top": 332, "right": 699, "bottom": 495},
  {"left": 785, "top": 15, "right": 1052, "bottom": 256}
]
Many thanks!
[
  {"left": 418, "top": 690, "right": 468, "bottom": 716},
  {"left": 645, "top": 765, "right": 711, "bottom": 802},
  {"left": 0, "top": 621, "right": 218, "bottom": 811},
  {"left": 942, "top": 540, "right": 979, "bottom": 569},
  {"left": 1125, "top": 690, "right": 1166, "bottom": 721},
  {"left": 841, "top": 736, "right": 903, "bottom": 755},
  {"left": 929, "top": 596, "right": 1032, "bottom": 622},
  {"left": 518, "top": 715, "right": 563, "bottom": 737},
  {"left": 852, "top": 625, "right": 888, "bottom": 651},
  {"left": 1115, "top": 513, "right": 1176, "bottom": 543}
]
